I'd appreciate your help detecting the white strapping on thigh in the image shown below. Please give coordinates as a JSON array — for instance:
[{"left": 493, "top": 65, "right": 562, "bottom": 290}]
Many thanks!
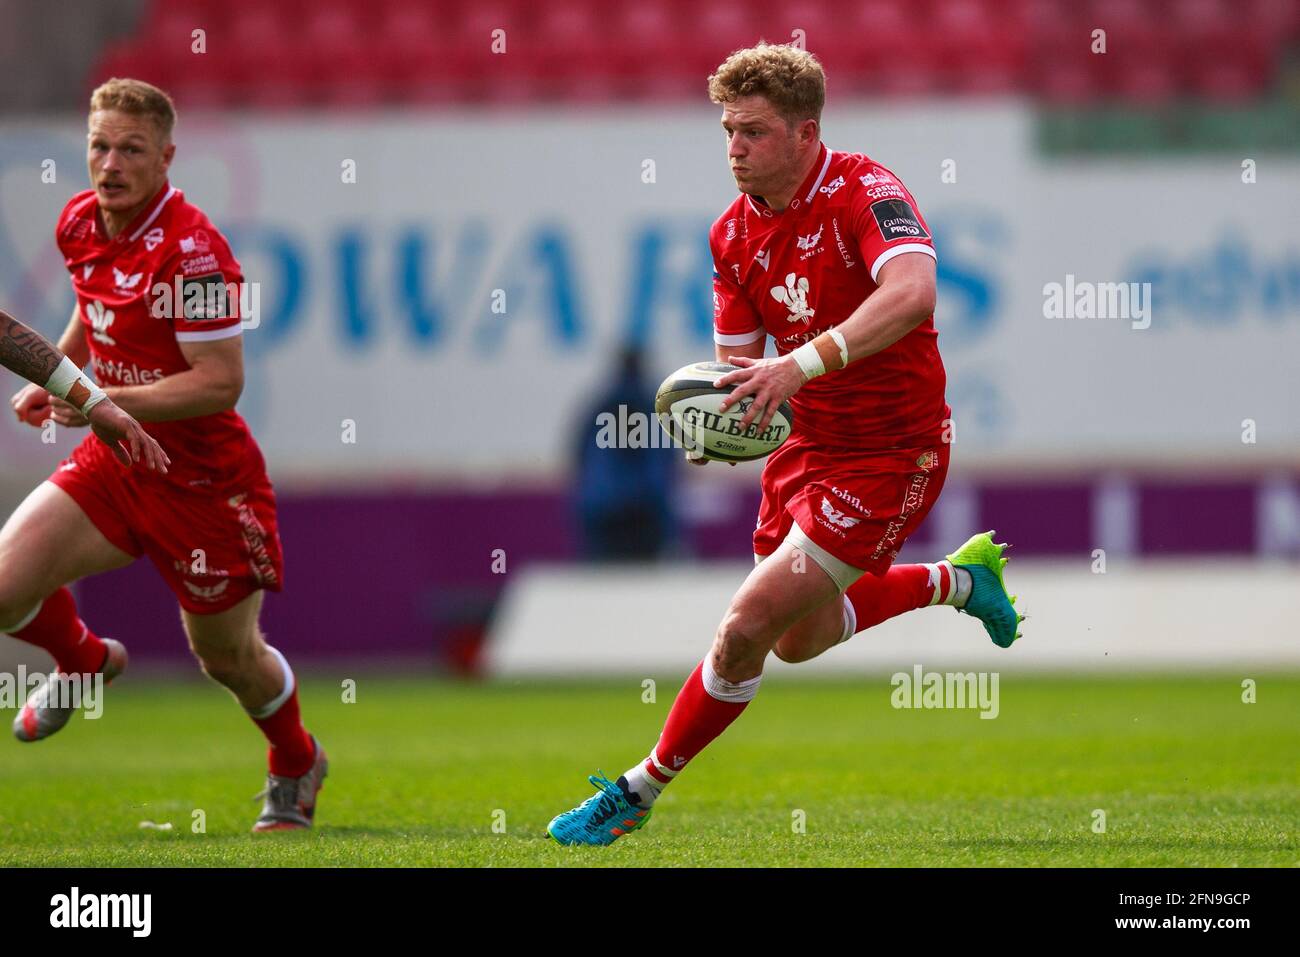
[
  {"left": 784, "top": 523, "right": 866, "bottom": 593},
  {"left": 838, "top": 594, "right": 857, "bottom": 645}
]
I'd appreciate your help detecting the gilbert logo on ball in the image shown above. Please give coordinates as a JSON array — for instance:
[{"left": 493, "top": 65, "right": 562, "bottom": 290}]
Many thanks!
[{"left": 654, "top": 361, "right": 794, "bottom": 462}]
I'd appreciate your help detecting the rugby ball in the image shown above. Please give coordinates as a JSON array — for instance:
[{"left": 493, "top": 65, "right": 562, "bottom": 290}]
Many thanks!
[{"left": 655, "top": 361, "right": 794, "bottom": 462}]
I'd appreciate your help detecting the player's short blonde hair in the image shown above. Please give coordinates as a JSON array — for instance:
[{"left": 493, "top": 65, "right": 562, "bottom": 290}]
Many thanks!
[
  {"left": 707, "top": 42, "right": 825, "bottom": 128},
  {"left": 89, "top": 77, "right": 176, "bottom": 142}
]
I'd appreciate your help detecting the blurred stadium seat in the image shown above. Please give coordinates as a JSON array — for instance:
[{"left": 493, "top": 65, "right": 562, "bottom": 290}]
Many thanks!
[{"left": 82, "top": 0, "right": 1298, "bottom": 108}]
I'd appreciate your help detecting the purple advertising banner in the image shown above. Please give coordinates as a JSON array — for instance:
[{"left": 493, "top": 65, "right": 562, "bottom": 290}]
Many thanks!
[{"left": 73, "top": 474, "right": 1297, "bottom": 666}]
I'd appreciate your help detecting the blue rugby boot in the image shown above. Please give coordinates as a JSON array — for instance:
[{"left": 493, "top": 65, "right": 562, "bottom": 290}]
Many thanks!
[
  {"left": 547, "top": 771, "right": 653, "bottom": 846},
  {"left": 946, "top": 530, "right": 1025, "bottom": 648}
]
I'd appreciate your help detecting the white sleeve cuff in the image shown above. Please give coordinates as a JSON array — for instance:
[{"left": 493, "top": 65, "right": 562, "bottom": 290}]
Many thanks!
[
  {"left": 175, "top": 324, "right": 243, "bottom": 343},
  {"left": 870, "top": 243, "right": 936, "bottom": 283},
  {"left": 713, "top": 328, "right": 765, "bottom": 346}
]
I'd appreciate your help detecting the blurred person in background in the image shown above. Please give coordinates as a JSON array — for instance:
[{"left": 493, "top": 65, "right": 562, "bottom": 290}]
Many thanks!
[{"left": 571, "top": 345, "right": 679, "bottom": 561}]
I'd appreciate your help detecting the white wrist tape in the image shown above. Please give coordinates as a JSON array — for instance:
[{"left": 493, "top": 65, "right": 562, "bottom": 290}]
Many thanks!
[
  {"left": 43, "top": 356, "right": 81, "bottom": 398},
  {"left": 828, "top": 327, "right": 849, "bottom": 368},
  {"left": 791, "top": 341, "right": 825, "bottom": 381},
  {"left": 44, "top": 355, "right": 108, "bottom": 415}
]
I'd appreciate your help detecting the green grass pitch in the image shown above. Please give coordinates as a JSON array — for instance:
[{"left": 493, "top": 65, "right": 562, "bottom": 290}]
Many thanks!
[{"left": 0, "top": 673, "right": 1295, "bottom": 866}]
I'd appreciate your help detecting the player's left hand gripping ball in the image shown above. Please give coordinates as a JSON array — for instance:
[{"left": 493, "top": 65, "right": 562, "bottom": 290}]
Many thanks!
[
  {"left": 655, "top": 361, "right": 793, "bottom": 463},
  {"left": 715, "top": 354, "right": 805, "bottom": 433}
]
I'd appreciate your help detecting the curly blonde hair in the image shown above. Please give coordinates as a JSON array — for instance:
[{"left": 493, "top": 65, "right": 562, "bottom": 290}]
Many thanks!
[
  {"left": 707, "top": 42, "right": 826, "bottom": 127},
  {"left": 89, "top": 77, "right": 176, "bottom": 141}
]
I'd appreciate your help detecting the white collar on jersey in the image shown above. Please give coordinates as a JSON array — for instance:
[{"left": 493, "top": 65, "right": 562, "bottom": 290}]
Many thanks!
[
  {"left": 801, "top": 147, "right": 834, "bottom": 205},
  {"left": 745, "top": 146, "right": 834, "bottom": 217},
  {"left": 127, "top": 185, "right": 180, "bottom": 243}
]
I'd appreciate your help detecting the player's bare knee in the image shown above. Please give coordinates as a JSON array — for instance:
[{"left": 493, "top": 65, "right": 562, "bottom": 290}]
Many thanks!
[
  {"left": 194, "top": 651, "right": 237, "bottom": 685},
  {"left": 714, "top": 609, "right": 754, "bottom": 651},
  {"left": 190, "top": 640, "right": 253, "bottom": 688},
  {"left": 714, "top": 606, "right": 777, "bottom": 670}
]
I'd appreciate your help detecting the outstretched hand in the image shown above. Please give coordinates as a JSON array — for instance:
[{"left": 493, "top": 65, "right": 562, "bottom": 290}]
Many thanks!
[{"left": 87, "top": 399, "right": 170, "bottom": 473}]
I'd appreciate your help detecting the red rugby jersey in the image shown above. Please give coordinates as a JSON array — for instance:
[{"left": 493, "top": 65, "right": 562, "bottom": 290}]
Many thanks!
[
  {"left": 56, "top": 181, "right": 262, "bottom": 488},
  {"left": 710, "top": 143, "right": 950, "bottom": 449}
]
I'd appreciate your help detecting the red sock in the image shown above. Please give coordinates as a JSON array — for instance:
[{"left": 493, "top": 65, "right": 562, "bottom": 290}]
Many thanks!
[
  {"left": 9, "top": 587, "right": 107, "bottom": 674},
  {"left": 249, "top": 652, "right": 315, "bottom": 777},
  {"left": 643, "top": 659, "right": 758, "bottom": 785},
  {"left": 845, "top": 562, "right": 953, "bottom": 633}
]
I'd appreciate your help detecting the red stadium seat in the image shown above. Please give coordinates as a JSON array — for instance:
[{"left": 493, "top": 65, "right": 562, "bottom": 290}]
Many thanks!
[
  {"left": 89, "top": 42, "right": 178, "bottom": 97},
  {"left": 771, "top": 0, "right": 837, "bottom": 58},
  {"left": 1085, "top": 0, "right": 1159, "bottom": 32},
  {"left": 848, "top": 0, "right": 916, "bottom": 34},
  {"left": 932, "top": 0, "right": 1029, "bottom": 92},
  {"left": 142, "top": 0, "right": 219, "bottom": 50},
  {"left": 1029, "top": 26, "right": 1105, "bottom": 104},
  {"left": 1183, "top": 29, "right": 1276, "bottom": 102},
  {"left": 691, "top": 4, "right": 769, "bottom": 51},
  {"left": 1251, "top": 0, "right": 1300, "bottom": 39},
  {"left": 840, "top": 1, "right": 942, "bottom": 96},
  {"left": 527, "top": 0, "right": 617, "bottom": 99},
  {"left": 601, "top": 0, "right": 680, "bottom": 98},
  {"left": 371, "top": 0, "right": 470, "bottom": 103},
  {"left": 942, "top": 29, "right": 1028, "bottom": 95},
  {"left": 161, "top": 54, "right": 243, "bottom": 110},
  {"left": 1169, "top": 0, "right": 1237, "bottom": 35},
  {"left": 454, "top": 0, "right": 528, "bottom": 48},
  {"left": 1104, "top": 27, "right": 1179, "bottom": 105},
  {"left": 375, "top": 0, "right": 443, "bottom": 52},
  {"left": 532, "top": 0, "right": 605, "bottom": 42},
  {"left": 848, "top": 28, "right": 946, "bottom": 98},
  {"left": 934, "top": 0, "right": 994, "bottom": 32},
  {"left": 613, "top": 0, "right": 676, "bottom": 47},
  {"left": 302, "top": 0, "right": 373, "bottom": 52},
  {"left": 237, "top": 54, "right": 315, "bottom": 110},
  {"left": 82, "top": 0, "right": 1299, "bottom": 108}
]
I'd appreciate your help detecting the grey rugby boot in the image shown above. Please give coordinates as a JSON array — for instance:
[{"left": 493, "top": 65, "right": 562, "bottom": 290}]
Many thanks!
[
  {"left": 13, "top": 638, "right": 127, "bottom": 742},
  {"left": 252, "top": 736, "right": 329, "bottom": 831}
]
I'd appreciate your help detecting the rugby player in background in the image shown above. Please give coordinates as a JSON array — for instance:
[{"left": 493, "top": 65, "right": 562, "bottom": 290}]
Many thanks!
[
  {"left": 0, "top": 79, "right": 326, "bottom": 831},
  {"left": 549, "top": 44, "right": 1023, "bottom": 845}
]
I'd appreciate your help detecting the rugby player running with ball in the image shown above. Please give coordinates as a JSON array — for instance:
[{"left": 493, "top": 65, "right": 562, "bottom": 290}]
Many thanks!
[{"left": 548, "top": 44, "right": 1023, "bottom": 846}]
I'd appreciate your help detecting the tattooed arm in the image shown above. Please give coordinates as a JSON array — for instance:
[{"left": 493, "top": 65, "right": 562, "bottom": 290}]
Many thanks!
[
  {"left": 11, "top": 306, "right": 85, "bottom": 425},
  {"left": 0, "top": 309, "right": 63, "bottom": 387},
  {"left": 4, "top": 308, "right": 169, "bottom": 473}
]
